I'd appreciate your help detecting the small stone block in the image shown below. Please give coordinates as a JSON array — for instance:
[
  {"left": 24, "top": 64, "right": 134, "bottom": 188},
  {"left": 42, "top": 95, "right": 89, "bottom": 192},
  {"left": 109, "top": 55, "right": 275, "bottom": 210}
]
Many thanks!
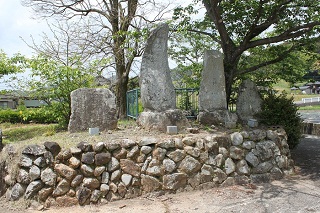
[
  {"left": 248, "top": 119, "right": 258, "bottom": 128},
  {"left": 225, "top": 122, "right": 237, "bottom": 129},
  {"left": 167, "top": 126, "right": 178, "bottom": 135},
  {"left": 89, "top": 128, "right": 100, "bottom": 135}
]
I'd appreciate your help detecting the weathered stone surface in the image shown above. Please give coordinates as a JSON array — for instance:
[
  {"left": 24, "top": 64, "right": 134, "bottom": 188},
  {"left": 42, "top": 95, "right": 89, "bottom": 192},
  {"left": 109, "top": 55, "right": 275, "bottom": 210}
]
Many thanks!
[
  {"left": 17, "top": 169, "right": 30, "bottom": 185},
  {"left": 94, "top": 166, "right": 105, "bottom": 177},
  {"left": 70, "top": 147, "right": 82, "bottom": 155},
  {"left": 10, "top": 183, "right": 26, "bottom": 201},
  {"left": 250, "top": 174, "right": 271, "bottom": 183},
  {"left": 146, "top": 165, "right": 164, "bottom": 177},
  {"left": 77, "top": 187, "right": 92, "bottom": 206},
  {"left": 71, "top": 175, "right": 83, "bottom": 188},
  {"left": 249, "top": 130, "right": 267, "bottom": 141},
  {"left": 104, "top": 141, "right": 121, "bottom": 151},
  {"left": 163, "top": 158, "right": 176, "bottom": 173},
  {"left": 111, "top": 170, "right": 121, "bottom": 182},
  {"left": 200, "top": 164, "right": 214, "bottom": 183},
  {"left": 163, "top": 173, "right": 187, "bottom": 190},
  {"left": 83, "top": 178, "right": 100, "bottom": 189},
  {"left": 38, "top": 187, "right": 53, "bottom": 202},
  {"left": 252, "top": 162, "right": 273, "bottom": 174},
  {"left": 236, "top": 79, "right": 262, "bottom": 122},
  {"left": 121, "top": 139, "right": 136, "bottom": 148},
  {"left": 153, "top": 147, "right": 167, "bottom": 161},
  {"left": 44, "top": 151, "right": 54, "bottom": 165},
  {"left": 68, "top": 157, "right": 81, "bottom": 169},
  {"left": 43, "top": 142, "right": 61, "bottom": 156},
  {"left": 80, "top": 164, "right": 94, "bottom": 176},
  {"left": 182, "top": 137, "right": 196, "bottom": 146},
  {"left": 101, "top": 172, "right": 110, "bottom": 184},
  {"left": 137, "top": 110, "right": 189, "bottom": 132},
  {"left": 178, "top": 156, "right": 201, "bottom": 175},
  {"left": 127, "top": 146, "right": 140, "bottom": 159},
  {"left": 213, "top": 154, "right": 225, "bottom": 168},
  {"left": 188, "top": 173, "right": 201, "bottom": 188},
  {"left": 229, "top": 146, "right": 244, "bottom": 160},
  {"left": 242, "top": 141, "right": 255, "bottom": 150},
  {"left": 276, "top": 155, "right": 288, "bottom": 169},
  {"left": 20, "top": 154, "right": 33, "bottom": 168},
  {"left": 52, "top": 179, "right": 70, "bottom": 197},
  {"left": 224, "top": 158, "right": 236, "bottom": 175},
  {"left": 56, "top": 149, "right": 72, "bottom": 161},
  {"left": 213, "top": 168, "right": 227, "bottom": 183},
  {"left": 25, "top": 180, "right": 44, "bottom": 199},
  {"left": 29, "top": 165, "right": 41, "bottom": 181},
  {"left": 22, "top": 145, "right": 46, "bottom": 156},
  {"left": 100, "top": 184, "right": 110, "bottom": 196},
  {"left": 215, "top": 135, "right": 232, "bottom": 149},
  {"left": 270, "top": 167, "right": 284, "bottom": 180},
  {"left": 121, "top": 174, "right": 132, "bottom": 186},
  {"left": 184, "top": 146, "right": 200, "bottom": 158},
  {"left": 139, "top": 137, "right": 157, "bottom": 146},
  {"left": 54, "top": 164, "right": 77, "bottom": 180},
  {"left": 90, "top": 190, "right": 101, "bottom": 203},
  {"left": 108, "top": 157, "right": 120, "bottom": 172},
  {"left": 140, "top": 23, "right": 175, "bottom": 112},
  {"left": 221, "top": 177, "right": 235, "bottom": 187},
  {"left": 235, "top": 175, "right": 250, "bottom": 185},
  {"left": 77, "top": 142, "right": 93, "bottom": 152},
  {"left": 219, "top": 147, "right": 229, "bottom": 158},
  {"left": 141, "top": 146, "right": 153, "bottom": 155},
  {"left": 167, "top": 150, "right": 186, "bottom": 162},
  {"left": 68, "top": 88, "right": 117, "bottom": 132},
  {"left": 41, "top": 168, "right": 57, "bottom": 186},
  {"left": 245, "top": 152, "right": 260, "bottom": 167},
  {"left": 118, "top": 182, "right": 127, "bottom": 198},
  {"left": 81, "top": 152, "right": 95, "bottom": 165},
  {"left": 199, "top": 50, "right": 227, "bottom": 112},
  {"left": 93, "top": 142, "right": 105, "bottom": 152},
  {"left": 56, "top": 196, "right": 79, "bottom": 207},
  {"left": 113, "top": 148, "right": 127, "bottom": 159},
  {"left": 120, "top": 159, "right": 141, "bottom": 177},
  {"left": 34, "top": 156, "right": 46, "bottom": 168},
  {"left": 230, "top": 132, "right": 243, "bottom": 146},
  {"left": 141, "top": 174, "right": 161, "bottom": 193},
  {"left": 95, "top": 152, "right": 111, "bottom": 166},
  {"left": 236, "top": 160, "right": 250, "bottom": 175},
  {"left": 158, "top": 139, "right": 175, "bottom": 149},
  {"left": 255, "top": 141, "right": 275, "bottom": 161}
]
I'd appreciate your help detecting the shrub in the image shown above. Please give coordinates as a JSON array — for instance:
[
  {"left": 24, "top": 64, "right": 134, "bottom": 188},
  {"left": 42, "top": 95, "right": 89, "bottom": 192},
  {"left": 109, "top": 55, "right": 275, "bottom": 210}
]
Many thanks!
[{"left": 257, "top": 91, "right": 302, "bottom": 149}]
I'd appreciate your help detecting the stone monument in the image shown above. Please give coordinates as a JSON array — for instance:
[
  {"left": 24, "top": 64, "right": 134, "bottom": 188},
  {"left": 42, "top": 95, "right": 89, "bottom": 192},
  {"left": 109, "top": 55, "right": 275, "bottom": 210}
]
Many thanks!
[
  {"left": 236, "top": 79, "right": 262, "bottom": 123},
  {"left": 68, "top": 88, "right": 117, "bottom": 133},
  {"left": 137, "top": 23, "right": 189, "bottom": 132},
  {"left": 198, "top": 50, "right": 237, "bottom": 126}
]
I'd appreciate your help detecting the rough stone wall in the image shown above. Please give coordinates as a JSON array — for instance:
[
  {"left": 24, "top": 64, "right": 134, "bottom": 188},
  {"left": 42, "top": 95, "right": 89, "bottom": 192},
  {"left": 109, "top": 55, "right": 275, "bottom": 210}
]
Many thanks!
[{"left": 2, "top": 129, "right": 293, "bottom": 207}]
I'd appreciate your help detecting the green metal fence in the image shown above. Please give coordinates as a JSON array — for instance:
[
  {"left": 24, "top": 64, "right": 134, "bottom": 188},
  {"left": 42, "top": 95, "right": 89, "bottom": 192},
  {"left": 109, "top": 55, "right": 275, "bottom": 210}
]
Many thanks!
[{"left": 126, "top": 88, "right": 199, "bottom": 119}]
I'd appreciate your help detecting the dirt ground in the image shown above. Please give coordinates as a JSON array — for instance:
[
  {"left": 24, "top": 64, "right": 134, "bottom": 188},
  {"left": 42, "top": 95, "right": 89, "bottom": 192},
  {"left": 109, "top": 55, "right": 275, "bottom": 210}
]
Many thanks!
[{"left": 1, "top": 134, "right": 320, "bottom": 213}]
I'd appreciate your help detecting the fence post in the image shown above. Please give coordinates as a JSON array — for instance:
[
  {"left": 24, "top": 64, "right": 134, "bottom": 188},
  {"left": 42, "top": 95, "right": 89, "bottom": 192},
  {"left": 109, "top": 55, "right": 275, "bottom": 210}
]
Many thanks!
[
  {"left": 136, "top": 89, "right": 139, "bottom": 118},
  {"left": 0, "top": 129, "right": 3, "bottom": 152}
]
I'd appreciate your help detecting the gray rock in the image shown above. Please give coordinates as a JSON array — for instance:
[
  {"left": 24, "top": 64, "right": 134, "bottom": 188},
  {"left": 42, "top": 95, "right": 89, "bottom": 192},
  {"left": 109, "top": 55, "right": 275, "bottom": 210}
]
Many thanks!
[
  {"left": 255, "top": 140, "right": 276, "bottom": 161},
  {"left": 146, "top": 165, "right": 163, "bottom": 176},
  {"left": 20, "top": 154, "right": 33, "bottom": 168},
  {"left": 77, "top": 187, "right": 92, "bottom": 206},
  {"left": 266, "top": 130, "right": 279, "bottom": 141},
  {"left": 81, "top": 152, "right": 95, "bottom": 165},
  {"left": 104, "top": 141, "right": 121, "bottom": 151},
  {"left": 250, "top": 174, "right": 271, "bottom": 183},
  {"left": 24, "top": 180, "right": 44, "bottom": 199},
  {"left": 245, "top": 152, "right": 260, "bottom": 167},
  {"left": 174, "top": 138, "right": 184, "bottom": 149},
  {"left": 163, "top": 173, "right": 187, "bottom": 190},
  {"left": 139, "top": 137, "right": 157, "bottom": 146},
  {"left": 213, "top": 168, "right": 227, "bottom": 183},
  {"left": 10, "top": 183, "right": 26, "bottom": 201},
  {"left": 153, "top": 147, "right": 167, "bottom": 161},
  {"left": 68, "top": 156, "right": 81, "bottom": 169},
  {"left": 121, "top": 174, "right": 133, "bottom": 186},
  {"left": 140, "top": 23, "right": 175, "bottom": 112},
  {"left": 221, "top": 177, "right": 235, "bottom": 187},
  {"left": 188, "top": 173, "right": 201, "bottom": 188},
  {"left": 249, "top": 130, "right": 267, "bottom": 141},
  {"left": 236, "top": 159, "right": 250, "bottom": 175},
  {"left": 108, "top": 157, "right": 120, "bottom": 172},
  {"left": 219, "top": 147, "right": 229, "bottom": 158},
  {"left": 43, "top": 142, "right": 61, "bottom": 156},
  {"left": 68, "top": 88, "right": 117, "bottom": 132},
  {"left": 242, "top": 141, "right": 255, "bottom": 150},
  {"left": 276, "top": 155, "right": 288, "bottom": 169},
  {"left": 163, "top": 158, "right": 176, "bottom": 173},
  {"left": 141, "top": 146, "right": 153, "bottom": 154},
  {"left": 178, "top": 156, "right": 201, "bottom": 175},
  {"left": 83, "top": 178, "right": 100, "bottom": 189},
  {"left": 118, "top": 182, "right": 127, "bottom": 198},
  {"left": 224, "top": 158, "right": 236, "bottom": 175},
  {"left": 71, "top": 174, "right": 83, "bottom": 188},
  {"left": 94, "top": 166, "right": 105, "bottom": 177},
  {"left": 95, "top": 152, "right": 111, "bottom": 166},
  {"left": 229, "top": 146, "right": 245, "bottom": 160},
  {"left": 252, "top": 162, "right": 273, "bottom": 174},
  {"left": 113, "top": 148, "right": 127, "bottom": 159},
  {"left": 38, "top": 187, "right": 53, "bottom": 202},
  {"left": 100, "top": 184, "right": 110, "bottom": 196},
  {"left": 184, "top": 146, "right": 200, "bottom": 158},
  {"left": 158, "top": 139, "right": 175, "bottom": 149},
  {"left": 90, "top": 190, "right": 101, "bottom": 203},
  {"left": 101, "top": 171, "right": 110, "bottom": 184},
  {"left": 93, "top": 142, "right": 105, "bottom": 152},
  {"left": 43, "top": 151, "right": 54, "bottom": 165},
  {"left": 29, "top": 165, "right": 41, "bottom": 181},
  {"left": 54, "top": 163, "right": 77, "bottom": 180},
  {"left": 182, "top": 137, "right": 196, "bottom": 146},
  {"left": 230, "top": 132, "right": 243, "bottom": 146},
  {"left": 127, "top": 146, "right": 140, "bottom": 159},
  {"left": 52, "top": 179, "right": 70, "bottom": 197},
  {"left": 22, "top": 145, "right": 46, "bottom": 156},
  {"left": 121, "top": 139, "right": 136, "bottom": 148},
  {"left": 213, "top": 154, "right": 225, "bottom": 168},
  {"left": 17, "top": 169, "right": 30, "bottom": 185},
  {"left": 34, "top": 156, "right": 46, "bottom": 168},
  {"left": 270, "top": 167, "right": 284, "bottom": 180},
  {"left": 70, "top": 147, "right": 82, "bottom": 155},
  {"left": 235, "top": 175, "right": 250, "bottom": 185},
  {"left": 200, "top": 164, "right": 214, "bottom": 183},
  {"left": 56, "top": 148, "right": 72, "bottom": 161},
  {"left": 167, "top": 149, "right": 186, "bottom": 162},
  {"left": 240, "top": 131, "right": 250, "bottom": 139},
  {"left": 81, "top": 164, "right": 94, "bottom": 176},
  {"left": 141, "top": 174, "right": 161, "bottom": 193},
  {"left": 236, "top": 79, "right": 262, "bottom": 122},
  {"left": 120, "top": 159, "right": 141, "bottom": 177},
  {"left": 77, "top": 142, "right": 93, "bottom": 152},
  {"left": 111, "top": 170, "right": 121, "bottom": 182},
  {"left": 41, "top": 168, "right": 57, "bottom": 186}
]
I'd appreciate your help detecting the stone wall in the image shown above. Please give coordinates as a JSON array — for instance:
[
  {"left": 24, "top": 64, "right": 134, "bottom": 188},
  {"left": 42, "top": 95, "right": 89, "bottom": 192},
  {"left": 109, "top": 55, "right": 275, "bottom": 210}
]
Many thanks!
[
  {"left": 302, "top": 122, "right": 320, "bottom": 136},
  {"left": 2, "top": 129, "right": 293, "bottom": 207}
]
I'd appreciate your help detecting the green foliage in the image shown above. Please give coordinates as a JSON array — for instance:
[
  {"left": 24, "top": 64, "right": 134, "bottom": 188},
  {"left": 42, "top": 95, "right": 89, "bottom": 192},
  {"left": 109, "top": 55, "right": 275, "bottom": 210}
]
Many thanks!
[
  {"left": 0, "top": 107, "right": 58, "bottom": 124},
  {"left": 257, "top": 91, "right": 302, "bottom": 149},
  {"left": 0, "top": 50, "right": 26, "bottom": 75}
]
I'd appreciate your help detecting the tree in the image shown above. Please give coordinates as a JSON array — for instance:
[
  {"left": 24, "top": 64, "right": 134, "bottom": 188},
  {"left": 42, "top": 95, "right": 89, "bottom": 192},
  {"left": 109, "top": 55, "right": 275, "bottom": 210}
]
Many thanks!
[
  {"left": 22, "top": 0, "right": 171, "bottom": 118},
  {"left": 173, "top": 0, "right": 320, "bottom": 104},
  {"left": 0, "top": 50, "right": 25, "bottom": 75}
]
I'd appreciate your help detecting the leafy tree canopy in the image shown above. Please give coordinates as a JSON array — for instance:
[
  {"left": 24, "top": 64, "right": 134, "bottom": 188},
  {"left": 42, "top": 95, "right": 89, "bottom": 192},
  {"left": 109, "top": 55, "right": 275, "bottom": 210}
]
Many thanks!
[{"left": 0, "top": 50, "right": 26, "bottom": 75}]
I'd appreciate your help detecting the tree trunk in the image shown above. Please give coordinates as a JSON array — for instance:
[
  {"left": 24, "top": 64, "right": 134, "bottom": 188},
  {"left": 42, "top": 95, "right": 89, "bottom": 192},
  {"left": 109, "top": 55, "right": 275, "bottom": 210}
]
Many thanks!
[{"left": 116, "top": 73, "right": 129, "bottom": 119}]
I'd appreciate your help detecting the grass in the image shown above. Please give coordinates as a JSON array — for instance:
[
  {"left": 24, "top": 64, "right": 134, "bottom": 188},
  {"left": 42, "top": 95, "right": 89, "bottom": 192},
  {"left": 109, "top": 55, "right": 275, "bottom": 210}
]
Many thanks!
[{"left": 298, "top": 105, "right": 320, "bottom": 110}]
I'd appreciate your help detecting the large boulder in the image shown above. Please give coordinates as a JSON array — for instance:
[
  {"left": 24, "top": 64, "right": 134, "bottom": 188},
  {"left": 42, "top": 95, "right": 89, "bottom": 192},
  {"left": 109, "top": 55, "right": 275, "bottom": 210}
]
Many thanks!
[{"left": 68, "top": 88, "right": 117, "bottom": 132}]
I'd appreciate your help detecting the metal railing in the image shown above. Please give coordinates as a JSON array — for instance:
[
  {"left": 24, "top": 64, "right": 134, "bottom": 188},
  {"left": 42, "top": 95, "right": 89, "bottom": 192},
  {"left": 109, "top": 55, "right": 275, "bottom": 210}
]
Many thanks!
[
  {"left": 126, "top": 88, "right": 199, "bottom": 119},
  {"left": 302, "top": 97, "right": 320, "bottom": 103}
]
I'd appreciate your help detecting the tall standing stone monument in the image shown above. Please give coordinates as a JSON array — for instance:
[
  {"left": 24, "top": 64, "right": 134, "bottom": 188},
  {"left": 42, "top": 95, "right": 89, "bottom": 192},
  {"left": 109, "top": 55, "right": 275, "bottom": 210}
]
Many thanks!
[
  {"left": 68, "top": 88, "right": 117, "bottom": 133},
  {"left": 198, "top": 50, "right": 237, "bottom": 126},
  {"left": 137, "top": 23, "right": 189, "bottom": 132}
]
